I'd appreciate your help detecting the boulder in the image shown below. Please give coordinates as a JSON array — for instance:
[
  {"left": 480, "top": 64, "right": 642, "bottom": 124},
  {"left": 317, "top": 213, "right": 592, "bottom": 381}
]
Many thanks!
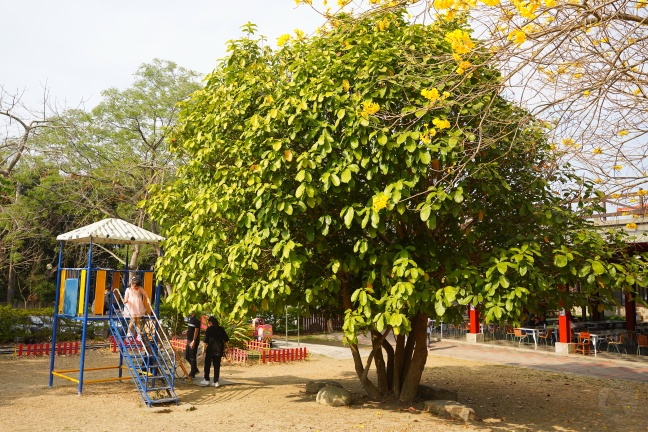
[
  {"left": 305, "top": 379, "right": 343, "bottom": 394},
  {"left": 316, "top": 385, "right": 352, "bottom": 407},
  {"left": 417, "top": 384, "right": 458, "bottom": 401},
  {"left": 423, "top": 400, "right": 478, "bottom": 422}
]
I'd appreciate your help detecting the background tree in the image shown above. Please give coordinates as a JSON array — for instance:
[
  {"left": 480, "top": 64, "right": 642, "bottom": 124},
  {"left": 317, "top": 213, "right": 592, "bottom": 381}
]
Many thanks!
[{"left": 148, "top": 11, "right": 648, "bottom": 402}]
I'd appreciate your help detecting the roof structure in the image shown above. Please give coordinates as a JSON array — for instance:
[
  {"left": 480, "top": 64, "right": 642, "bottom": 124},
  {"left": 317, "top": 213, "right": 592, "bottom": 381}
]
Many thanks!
[{"left": 56, "top": 218, "right": 165, "bottom": 245}]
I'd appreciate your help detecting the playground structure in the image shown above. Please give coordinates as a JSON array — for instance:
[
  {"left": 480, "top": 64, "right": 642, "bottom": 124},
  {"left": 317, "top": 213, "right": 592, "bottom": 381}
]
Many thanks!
[{"left": 48, "top": 218, "right": 179, "bottom": 407}]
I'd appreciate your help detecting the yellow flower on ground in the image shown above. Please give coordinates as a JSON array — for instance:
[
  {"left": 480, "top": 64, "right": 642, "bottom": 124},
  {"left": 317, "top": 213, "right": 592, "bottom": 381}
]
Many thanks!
[
  {"left": 508, "top": 29, "right": 526, "bottom": 45},
  {"left": 362, "top": 101, "right": 380, "bottom": 116},
  {"left": 592, "top": 147, "right": 603, "bottom": 154},
  {"left": 372, "top": 194, "right": 389, "bottom": 211},
  {"left": 432, "top": 117, "right": 451, "bottom": 129},
  {"left": 626, "top": 223, "right": 638, "bottom": 230},
  {"left": 277, "top": 34, "right": 291, "bottom": 46},
  {"left": 618, "top": 130, "right": 629, "bottom": 137}
]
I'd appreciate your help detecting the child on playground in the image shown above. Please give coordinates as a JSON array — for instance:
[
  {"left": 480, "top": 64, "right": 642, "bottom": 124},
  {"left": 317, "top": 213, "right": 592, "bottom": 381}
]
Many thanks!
[
  {"left": 199, "top": 316, "right": 229, "bottom": 387},
  {"left": 123, "top": 276, "right": 150, "bottom": 339}
]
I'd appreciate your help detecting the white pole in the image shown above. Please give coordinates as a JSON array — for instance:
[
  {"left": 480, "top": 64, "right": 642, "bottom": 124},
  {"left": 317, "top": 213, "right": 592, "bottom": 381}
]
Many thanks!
[{"left": 285, "top": 305, "right": 288, "bottom": 347}]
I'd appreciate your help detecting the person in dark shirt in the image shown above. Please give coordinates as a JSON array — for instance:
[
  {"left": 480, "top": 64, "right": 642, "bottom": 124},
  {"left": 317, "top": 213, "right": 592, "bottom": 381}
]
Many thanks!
[
  {"left": 199, "top": 316, "right": 229, "bottom": 387},
  {"left": 185, "top": 311, "right": 201, "bottom": 378}
]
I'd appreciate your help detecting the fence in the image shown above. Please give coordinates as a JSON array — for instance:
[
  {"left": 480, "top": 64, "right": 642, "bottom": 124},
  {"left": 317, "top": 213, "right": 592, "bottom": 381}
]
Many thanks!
[
  {"left": 299, "top": 314, "right": 343, "bottom": 333},
  {"left": 14, "top": 341, "right": 80, "bottom": 357}
]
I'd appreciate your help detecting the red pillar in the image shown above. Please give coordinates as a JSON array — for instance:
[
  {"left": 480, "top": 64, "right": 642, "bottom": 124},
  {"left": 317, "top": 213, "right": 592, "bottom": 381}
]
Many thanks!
[
  {"left": 469, "top": 306, "right": 480, "bottom": 334},
  {"left": 558, "top": 311, "right": 571, "bottom": 343}
]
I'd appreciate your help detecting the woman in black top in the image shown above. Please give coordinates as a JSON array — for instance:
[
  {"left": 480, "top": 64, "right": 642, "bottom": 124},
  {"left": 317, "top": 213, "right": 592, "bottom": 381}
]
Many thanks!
[{"left": 199, "top": 316, "right": 229, "bottom": 387}]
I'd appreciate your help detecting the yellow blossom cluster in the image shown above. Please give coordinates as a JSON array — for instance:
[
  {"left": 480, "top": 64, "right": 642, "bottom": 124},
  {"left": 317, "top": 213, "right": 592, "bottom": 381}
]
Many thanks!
[
  {"left": 362, "top": 101, "right": 380, "bottom": 116},
  {"left": 421, "top": 88, "right": 440, "bottom": 101},
  {"left": 444, "top": 29, "right": 475, "bottom": 54},
  {"left": 508, "top": 29, "right": 526, "bottom": 45},
  {"left": 456, "top": 60, "right": 472, "bottom": 74},
  {"left": 432, "top": 117, "right": 451, "bottom": 129},
  {"left": 277, "top": 34, "right": 291, "bottom": 46},
  {"left": 421, "top": 128, "right": 438, "bottom": 144},
  {"left": 372, "top": 194, "right": 389, "bottom": 211},
  {"left": 561, "top": 137, "right": 579, "bottom": 147},
  {"left": 613, "top": 165, "right": 623, "bottom": 171},
  {"left": 592, "top": 147, "right": 603, "bottom": 154},
  {"left": 375, "top": 18, "right": 390, "bottom": 31},
  {"left": 342, "top": 79, "right": 350, "bottom": 92},
  {"left": 618, "top": 130, "right": 629, "bottom": 137},
  {"left": 638, "top": 189, "right": 648, "bottom": 196},
  {"left": 626, "top": 222, "right": 638, "bottom": 230}
]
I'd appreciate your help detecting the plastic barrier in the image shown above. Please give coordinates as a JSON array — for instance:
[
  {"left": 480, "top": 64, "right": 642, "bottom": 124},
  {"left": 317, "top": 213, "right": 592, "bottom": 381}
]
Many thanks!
[{"left": 15, "top": 342, "right": 80, "bottom": 357}]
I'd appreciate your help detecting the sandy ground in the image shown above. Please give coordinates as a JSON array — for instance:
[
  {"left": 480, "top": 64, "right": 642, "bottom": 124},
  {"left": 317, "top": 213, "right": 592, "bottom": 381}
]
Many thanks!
[{"left": 1, "top": 343, "right": 647, "bottom": 432}]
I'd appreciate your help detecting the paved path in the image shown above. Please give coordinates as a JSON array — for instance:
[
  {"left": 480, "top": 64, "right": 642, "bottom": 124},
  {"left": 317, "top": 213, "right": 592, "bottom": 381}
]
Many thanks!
[{"left": 277, "top": 336, "right": 648, "bottom": 383}]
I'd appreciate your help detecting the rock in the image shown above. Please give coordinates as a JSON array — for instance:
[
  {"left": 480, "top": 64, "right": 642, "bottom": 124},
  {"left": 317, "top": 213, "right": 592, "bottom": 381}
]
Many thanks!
[
  {"left": 423, "top": 400, "right": 479, "bottom": 422},
  {"left": 316, "top": 385, "right": 352, "bottom": 407},
  {"left": 305, "top": 379, "right": 343, "bottom": 394},
  {"left": 176, "top": 403, "right": 197, "bottom": 412},
  {"left": 417, "top": 384, "right": 458, "bottom": 401}
]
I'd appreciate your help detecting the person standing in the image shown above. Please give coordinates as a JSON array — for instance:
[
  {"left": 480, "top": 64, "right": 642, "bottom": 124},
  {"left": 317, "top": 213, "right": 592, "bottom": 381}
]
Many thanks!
[
  {"left": 185, "top": 311, "right": 201, "bottom": 378},
  {"left": 199, "top": 316, "right": 229, "bottom": 387},
  {"left": 122, "top": 276, "right": 149, "bottom": 339}
]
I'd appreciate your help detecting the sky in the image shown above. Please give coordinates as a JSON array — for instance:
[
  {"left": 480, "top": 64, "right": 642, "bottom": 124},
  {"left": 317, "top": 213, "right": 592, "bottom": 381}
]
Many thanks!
[{"left": 1, "top": 0, "right": 326, "bottom": 109}]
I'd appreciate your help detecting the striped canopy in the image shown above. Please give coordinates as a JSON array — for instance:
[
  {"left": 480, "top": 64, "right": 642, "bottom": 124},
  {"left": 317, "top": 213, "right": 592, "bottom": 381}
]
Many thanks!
[{"left": 56, "top": 218, "right": 165, "bottom": 245}]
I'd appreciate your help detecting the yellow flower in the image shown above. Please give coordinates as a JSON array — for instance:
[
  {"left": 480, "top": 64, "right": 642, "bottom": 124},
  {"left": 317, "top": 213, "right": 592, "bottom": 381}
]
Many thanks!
[
  {"left": 583, "top": 90, "right": 591, "bottom": 97},
  {"left": 612, "top": 165, "right": 623, "bottom": 170},
  {"left": 277, "top": 34, "right": 291, "bottom": 47},
  {"left": 432, "top": 117, "right": 451, "bottom": 129},
  {"left": 611, "top": 193, "right": 621, "bottom": 198},
  {"left": 442, "top": 91, "right": 451, "bottom": 99},
  {"left": 637, "top": 189, "right": 648, "bottom": 196},
  {"left": 594, "top": 178, "right": 602, "bottom": 183},
  {"left": 482, "top": 0, "right": 500, "bottom": 5},
  {"left": 573, "top": 73, "right": 583, "bottom": 79},
  {"left": 634, "top": 88, "right": 641, "bottom": 95},
  {"left": 342, "top": 79, "right": 350, "bottom": 92},
  {"left": 561, "top": 137, "right": 576, "bottom": 146},
  {"left": 618, "top": 130, "right": 629, "bottom": 137},
  {"left": 626, "top": 223, "right": 638, "bottom": 230},
  {"left": 294, "top": 29, "right": 306, "bottom": 40},
  {"left": 544, "top": 0, "right": 556, "bottom": 6},
  {"left": 372, "top": 194, "right": 389, "bottom": 211},
  {"left": 638, "top": 0, "right": 647, "bottom": 9},
  {"left": 434, "top": 0, "right": 455, "bottom": 9},
  {"left": 362, "top": 101, "right": 380, "bottom": 116},
  {"left": 375, "top": 18, "right": 390, "bottom": 31},
  {"left": 508, "top": 29, "right": 526, "bottom": 45},
  {"left": 549, "top": 143, "right": 556, "bottom": 150},
  {"left": 592, "top": 147, "right": 603, "bottom": 154},
  {"left": 421, "top": 88, "right": 440, "bottom": 101},
  {"left": 337, "top": 0, "right": 350, "bottom": 6},
  {"left": 445, "top": 29, "right": 475, "bottom": 54}
]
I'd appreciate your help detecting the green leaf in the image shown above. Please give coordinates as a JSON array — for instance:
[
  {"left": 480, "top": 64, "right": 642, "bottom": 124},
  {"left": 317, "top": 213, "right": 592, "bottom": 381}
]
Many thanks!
[
  {"left": 554, "top": 255, "right": 568, "bottom": 268},
  {"left": 420, "top": 205, "right": 431, "bottom": 222},
  {"left": 344, "top": 207, "right": 354, "bottom": 228},
  {"left": 497, "top": 262, "right": 507, "bottom": 274},
  {"left": 340, "top": 168, "right": 352, "bottom": 183},
  {"left": 591, "top": 260, "right": 605, "bottom": 275}
]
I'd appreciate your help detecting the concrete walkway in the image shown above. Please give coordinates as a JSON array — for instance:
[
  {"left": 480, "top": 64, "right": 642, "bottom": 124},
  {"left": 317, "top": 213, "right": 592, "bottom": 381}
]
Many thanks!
[{"left": 276, "top": 334, "right": 648, "bottom": 383}]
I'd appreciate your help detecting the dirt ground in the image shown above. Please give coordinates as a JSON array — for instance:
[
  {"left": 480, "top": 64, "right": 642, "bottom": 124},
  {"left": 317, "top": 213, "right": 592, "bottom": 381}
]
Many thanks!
[{"left": 1, "top": 342, "right": 647, "bottom": 432}]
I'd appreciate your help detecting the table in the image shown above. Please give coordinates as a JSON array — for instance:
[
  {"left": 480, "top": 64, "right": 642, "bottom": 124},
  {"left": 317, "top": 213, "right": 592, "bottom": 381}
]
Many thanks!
[
  {"left": 589, "top": 330, "right": 627, "bottom": 354},
  {"left": 518, "top": 327, "right": 541, "bottom": 347}
]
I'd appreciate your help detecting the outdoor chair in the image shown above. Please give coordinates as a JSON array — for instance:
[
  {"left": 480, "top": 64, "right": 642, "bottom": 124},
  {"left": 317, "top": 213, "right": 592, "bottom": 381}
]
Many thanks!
[
  {"left": 575, "top": 332, "right": 592, "bottom": 355},
  {"left": 537, "top": 328, "right": 554, "bottom": 346},
  {"left": 513, "top": 328, "right": 530, "bottom": 345},
  {"left": 607, "top": 334, "right": 626, "bottom": 354},
  {"left": 505, "top": 325, "right": 515, "bottom": 341}
]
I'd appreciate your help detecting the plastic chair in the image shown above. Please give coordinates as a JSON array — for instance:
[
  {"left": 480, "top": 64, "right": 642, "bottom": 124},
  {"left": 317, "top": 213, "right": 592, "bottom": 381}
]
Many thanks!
[
  {"left": 575, "top": 332, "right": 592, "bottom": 355},
  {"left": 537, "top": 328, "right": 554, "bottom": 346},
  {"left": 607, "top": 334, "right": 626, "bottom": 354},
  {"left": 513, "top": 328, "right": 530, "bottom": 345},
  {"left": 505, "top": 325, "right": 515, "bottom": 341}
]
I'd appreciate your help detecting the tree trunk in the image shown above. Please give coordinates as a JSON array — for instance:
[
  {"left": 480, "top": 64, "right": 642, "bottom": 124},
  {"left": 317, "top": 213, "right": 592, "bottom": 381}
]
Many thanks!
[{"left": 398, "top": 313, "right": 429, "bottom": 402}]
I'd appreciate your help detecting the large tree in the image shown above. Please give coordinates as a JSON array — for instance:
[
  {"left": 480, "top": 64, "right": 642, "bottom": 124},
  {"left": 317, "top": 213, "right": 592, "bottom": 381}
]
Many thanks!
[{"left": 147, "top": 12, "right": 648, "bottom": 402}]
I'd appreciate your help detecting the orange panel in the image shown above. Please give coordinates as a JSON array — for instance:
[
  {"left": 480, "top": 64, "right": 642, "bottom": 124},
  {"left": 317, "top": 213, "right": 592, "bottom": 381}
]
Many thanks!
[
  {"left": 143, "top": 272, "right": 154, "bottom": 312},
  {"left": 93, "top": 270, "right": 107, "bottom": 315}
]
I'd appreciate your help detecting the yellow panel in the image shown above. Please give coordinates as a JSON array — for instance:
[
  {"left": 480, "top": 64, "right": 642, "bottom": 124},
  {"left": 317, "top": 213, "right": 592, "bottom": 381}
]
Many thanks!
[
  {"left": 94, "top": 270, "right": 107, "bottom": 315},
  {"left": 143, "top": 272, "right": 154, "bottom": 312},
  {"left": 78, "top": 270, "right": 87, "bottom": 315},
  {"left": 58, "top": 270, "right": 67, "bottom": 314}
]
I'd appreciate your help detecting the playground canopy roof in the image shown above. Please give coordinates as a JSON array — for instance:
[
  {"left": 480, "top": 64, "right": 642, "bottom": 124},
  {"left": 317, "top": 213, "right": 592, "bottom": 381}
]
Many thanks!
[{"left": 56, "top": 218, "right": 165, "bottom": 245}]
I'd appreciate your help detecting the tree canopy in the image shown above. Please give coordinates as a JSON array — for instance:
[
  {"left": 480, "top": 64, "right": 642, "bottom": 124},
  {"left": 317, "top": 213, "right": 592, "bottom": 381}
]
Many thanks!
[{"left": 147, "top": 11, "right": 648, "bottom": 401}]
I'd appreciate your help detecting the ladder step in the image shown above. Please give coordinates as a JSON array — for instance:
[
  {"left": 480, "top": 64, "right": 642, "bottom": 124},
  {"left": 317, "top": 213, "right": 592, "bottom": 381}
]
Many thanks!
[
  {"left": 145, "top": 385, "right": 171, "bottom": 391},
  {"left": 148, "top": 397, "right": 178, "bottom": 405}
]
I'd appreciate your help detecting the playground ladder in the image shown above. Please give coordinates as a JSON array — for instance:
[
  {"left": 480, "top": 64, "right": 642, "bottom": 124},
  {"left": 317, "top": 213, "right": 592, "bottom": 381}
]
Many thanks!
[{"left": 109, "top": 301, "right": 178, "bottom": 407}]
